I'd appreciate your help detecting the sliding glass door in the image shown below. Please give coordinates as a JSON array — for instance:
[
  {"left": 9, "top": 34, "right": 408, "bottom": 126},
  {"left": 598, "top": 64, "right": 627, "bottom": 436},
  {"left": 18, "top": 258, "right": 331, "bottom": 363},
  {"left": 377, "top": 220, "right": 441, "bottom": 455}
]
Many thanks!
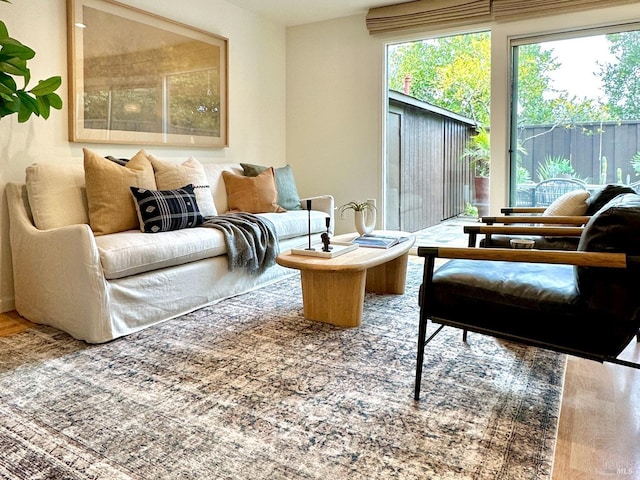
[{"left": 510, "top": 27, "right": 640, "bottom": 206}]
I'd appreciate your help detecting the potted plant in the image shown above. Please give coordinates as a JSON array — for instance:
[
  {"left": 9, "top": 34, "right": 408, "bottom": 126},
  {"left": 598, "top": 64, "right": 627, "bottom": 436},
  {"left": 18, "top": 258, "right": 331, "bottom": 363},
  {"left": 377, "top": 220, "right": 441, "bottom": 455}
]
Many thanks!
[
  {"left": 462, "top": 126, "right": 490, "bottom": 216},
  {"left": 339, "top": 200, "right": 376, "bottom": 236},
  {"left": 0, "top": 19, "right": 63, "bottom": 122}
]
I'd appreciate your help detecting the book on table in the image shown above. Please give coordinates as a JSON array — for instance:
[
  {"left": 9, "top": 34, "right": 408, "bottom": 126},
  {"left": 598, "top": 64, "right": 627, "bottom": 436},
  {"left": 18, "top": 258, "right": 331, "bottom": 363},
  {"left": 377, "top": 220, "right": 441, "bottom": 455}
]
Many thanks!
[{"left": 351, "top": 233, "right": 410, "bottom": 249}]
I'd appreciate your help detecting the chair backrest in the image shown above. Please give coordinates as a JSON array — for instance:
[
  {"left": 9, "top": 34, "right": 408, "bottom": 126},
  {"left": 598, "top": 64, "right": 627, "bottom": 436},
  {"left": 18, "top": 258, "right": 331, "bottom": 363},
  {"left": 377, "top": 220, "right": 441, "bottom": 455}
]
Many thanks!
[
  {"left": 533, "top": 178, "right": 587, "bottom": 207},
  {"left": 576, "top": 193, "right": 640, "bottom": 321}
]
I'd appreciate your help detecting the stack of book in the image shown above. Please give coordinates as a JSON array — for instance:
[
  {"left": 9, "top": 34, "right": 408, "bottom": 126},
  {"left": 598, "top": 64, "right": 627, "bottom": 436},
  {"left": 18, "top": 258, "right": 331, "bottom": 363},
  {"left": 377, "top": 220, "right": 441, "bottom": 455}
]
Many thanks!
[{"left": 352, "top": 233, "right": 410, "bottom": 249}]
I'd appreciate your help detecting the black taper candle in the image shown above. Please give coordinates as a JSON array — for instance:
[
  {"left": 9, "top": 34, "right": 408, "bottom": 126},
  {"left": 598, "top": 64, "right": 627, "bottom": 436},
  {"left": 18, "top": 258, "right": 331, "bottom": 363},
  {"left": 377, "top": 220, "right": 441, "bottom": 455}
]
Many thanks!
[{"left": 306, "top": 199, "right": 312, "bottom": 250}]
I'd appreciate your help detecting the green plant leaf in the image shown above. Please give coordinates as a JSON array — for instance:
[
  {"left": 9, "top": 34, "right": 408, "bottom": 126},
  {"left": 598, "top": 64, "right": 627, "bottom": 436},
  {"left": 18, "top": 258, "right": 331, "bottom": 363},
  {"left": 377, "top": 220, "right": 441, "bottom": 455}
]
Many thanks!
[
  {"left": 37, "top": 95, "right": 50, "bottom": 119},
  {"left": 29, "top": 76, "right": 61, "bottom": 96},
  {"left": 0, "top": 56, "right": 29, "bottom": 78},
  {"left": 0, "top": 38, "right": 36, "bottom": 60},
  {"left": 0, "top": 94, "right": 18, "bottom": 112},
  {"left": 18, "top": 103, "right": 33, "bottom": 122},
  {"left": 46, "top": 92, "right": 63, "bottom": 109},
  {"left": 0, "top": 21, "right": 8, "bottom": 40},
  {"left": 16, "top": 90, "right": 39, "bottom": 117},
  {"left": 0, "top": 71, "right": 17, "bottom": 91}
]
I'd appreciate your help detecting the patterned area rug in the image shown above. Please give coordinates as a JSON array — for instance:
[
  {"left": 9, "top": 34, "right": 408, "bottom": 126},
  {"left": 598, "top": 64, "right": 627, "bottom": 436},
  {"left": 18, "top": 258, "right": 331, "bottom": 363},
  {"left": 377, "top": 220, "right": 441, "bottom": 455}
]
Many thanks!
[{"left": 0, "top": 262, "right": 566, "bottom": 479}]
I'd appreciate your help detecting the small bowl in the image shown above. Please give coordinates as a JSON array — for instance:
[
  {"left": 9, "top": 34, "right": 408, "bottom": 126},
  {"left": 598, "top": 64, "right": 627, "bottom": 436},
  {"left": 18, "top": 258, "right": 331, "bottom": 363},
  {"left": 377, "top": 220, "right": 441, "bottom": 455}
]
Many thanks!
[{"left": 510, "top": 239, "right": 535, "bottom": 249}]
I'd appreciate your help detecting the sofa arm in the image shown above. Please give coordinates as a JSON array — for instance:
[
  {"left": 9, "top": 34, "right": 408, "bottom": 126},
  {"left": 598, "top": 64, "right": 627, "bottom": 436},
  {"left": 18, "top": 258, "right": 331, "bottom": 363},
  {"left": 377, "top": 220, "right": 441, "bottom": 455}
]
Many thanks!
[
  {"left": 300, "top": 195, "right": 335, "bottom": 233},
  {"left": 6, "top": 182, "right": 111, "bottom": 341}
]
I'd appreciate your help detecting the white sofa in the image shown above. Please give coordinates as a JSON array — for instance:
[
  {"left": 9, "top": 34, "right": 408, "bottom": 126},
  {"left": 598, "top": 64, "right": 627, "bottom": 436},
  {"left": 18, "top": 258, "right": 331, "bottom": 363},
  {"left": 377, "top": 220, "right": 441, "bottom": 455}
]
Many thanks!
[{"left": 6, "top": 161, "right": 333, "bottom": 344}]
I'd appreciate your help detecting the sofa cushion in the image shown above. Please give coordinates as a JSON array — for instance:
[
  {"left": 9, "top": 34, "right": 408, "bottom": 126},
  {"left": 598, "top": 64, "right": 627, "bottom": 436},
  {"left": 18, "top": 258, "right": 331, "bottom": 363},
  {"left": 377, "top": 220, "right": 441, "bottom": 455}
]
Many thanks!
[
  {"left": 149, "top": 155, "right": 217, "bottom": 217},
  {"left": 95, "top": 228, "right": 227, "bottom": 280},
  {"left": 257, "top": 210, "right": 329, "bottom": 239},
  {"left": 131, "top": 185, "right": 203, "bottom": 233},
  {"left": 222, "top": 168, "right": 286, "bottom": 213},
  {"left": 201, "top": 163, "right": 243, "bottom": 214},
  {"left": 84, "top": 148, "right": 157, "bottom": 235},
  {"left": 25, "top": 164, "right": 89, "bottom": 230},
  {"left": 241, "top": 163, "right": 302, "bottom": 210}
]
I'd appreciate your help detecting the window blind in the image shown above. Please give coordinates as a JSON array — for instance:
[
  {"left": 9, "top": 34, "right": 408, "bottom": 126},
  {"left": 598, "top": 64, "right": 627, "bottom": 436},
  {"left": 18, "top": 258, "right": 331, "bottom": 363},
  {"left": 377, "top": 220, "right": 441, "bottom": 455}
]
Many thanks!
[
  {"left": 492, "top": 0, "right": 640, "bottom": 21},
  {"left": 366, "top": 0, "right": 640, "bottom": 34},
  {"left": 366, "top": 0, "right": 492, "bottom": 35}
]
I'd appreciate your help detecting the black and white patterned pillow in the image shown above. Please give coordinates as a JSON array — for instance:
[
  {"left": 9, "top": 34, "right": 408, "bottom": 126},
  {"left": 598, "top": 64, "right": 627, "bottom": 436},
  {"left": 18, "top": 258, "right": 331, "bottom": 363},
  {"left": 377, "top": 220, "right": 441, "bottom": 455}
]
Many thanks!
[{"left": 130, "top": 184, "right": 203, "bottom": 233}]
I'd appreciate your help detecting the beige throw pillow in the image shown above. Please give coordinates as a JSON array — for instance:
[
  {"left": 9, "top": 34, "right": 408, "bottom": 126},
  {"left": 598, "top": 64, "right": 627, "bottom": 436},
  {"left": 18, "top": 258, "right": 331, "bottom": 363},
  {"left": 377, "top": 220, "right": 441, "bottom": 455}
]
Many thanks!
[
  {"left": 543, "top": 189, "right": 590, "bottom": 217},
  {"left": 149, "top": 155, "right": 217, "bottom": 217},
  {"left": 25, "top": 163, "right": 89, "bottom": 230},
  {"left": 222, "top": 167, "right": 285, "bottom": 213},
  {"left": 84, "top": 148, "right": 157, "bottom": 235}
]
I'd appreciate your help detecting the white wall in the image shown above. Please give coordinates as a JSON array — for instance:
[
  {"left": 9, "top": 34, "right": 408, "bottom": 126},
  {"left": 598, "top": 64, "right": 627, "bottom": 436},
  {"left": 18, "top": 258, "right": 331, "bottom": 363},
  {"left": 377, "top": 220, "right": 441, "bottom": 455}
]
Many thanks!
[
  {"left": 0, "top": 0, "right": 287, "bottom": 311},
  {"left": 287, "top": 16, "right": 385, "bottom": 235}
]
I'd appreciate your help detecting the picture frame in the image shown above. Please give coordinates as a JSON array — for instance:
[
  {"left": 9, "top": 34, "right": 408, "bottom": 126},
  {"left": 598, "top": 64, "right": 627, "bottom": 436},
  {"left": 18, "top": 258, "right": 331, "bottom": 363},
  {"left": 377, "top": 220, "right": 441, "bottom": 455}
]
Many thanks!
[{"left": 67, "top": 0, "right": 228, "bottom": 148}]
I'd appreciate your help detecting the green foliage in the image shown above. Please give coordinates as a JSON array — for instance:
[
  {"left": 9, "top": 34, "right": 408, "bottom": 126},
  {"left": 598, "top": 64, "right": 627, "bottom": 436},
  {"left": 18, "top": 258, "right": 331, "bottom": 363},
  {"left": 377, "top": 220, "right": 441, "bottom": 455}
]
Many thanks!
[
  {"left": 388, "top": 32, "right": 627, "bottom": 131},
  {"left": 338, "top": 201, "right": 376, "bottom": 216},
  {"left": 0, "top": 20, "right": 62, "bottom": 122},
  {"left": 631, "top": 151, "right": 640, "bottom": 177},
  {"left": 462, "top": 127, "right": 490, "bottom": 177},
  {"left": 388, "top": 32, "right": 491, "bottom": 125},
  {"left": 600, "top": 31, "right": 640, "bottom": 120},
  {"left": 517, "top": 165, "right": 531, "bottom": 184},
  {"left": 463, "top": 202, "right": 478, "bottom": 217},
  {"left": 535, "top": 155, "right": 576, "bottom": 181}
]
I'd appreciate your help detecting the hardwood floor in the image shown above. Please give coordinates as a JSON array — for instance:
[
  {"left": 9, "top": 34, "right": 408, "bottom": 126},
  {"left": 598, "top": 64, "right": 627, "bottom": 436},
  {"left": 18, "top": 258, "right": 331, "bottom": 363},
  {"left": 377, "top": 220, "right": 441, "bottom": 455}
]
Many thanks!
[
  {"left": 1, "top": 306, "right": 639, "bottom": 479},
  {"left": 553, "top": 345, "right": 640, "bottom": 480}
]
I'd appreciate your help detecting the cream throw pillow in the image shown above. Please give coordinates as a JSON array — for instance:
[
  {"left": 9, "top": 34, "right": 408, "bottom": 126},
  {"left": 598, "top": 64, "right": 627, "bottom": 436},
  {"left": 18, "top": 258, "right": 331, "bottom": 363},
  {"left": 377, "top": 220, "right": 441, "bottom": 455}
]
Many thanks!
[
  {"left": 84, "top": 148, "right": 157, "bottom": 235},
  {"left": 149, "top": 155, "right": 217, "bottom": 217},
  {"left": 543, "top": 189, "right": 590, "bottom": 217},
  {"left": 25, "top": 163, "right": 89, "bottom": 230},
  {"left": 222, "top": 167, "right": 285, "bottom": 213}
]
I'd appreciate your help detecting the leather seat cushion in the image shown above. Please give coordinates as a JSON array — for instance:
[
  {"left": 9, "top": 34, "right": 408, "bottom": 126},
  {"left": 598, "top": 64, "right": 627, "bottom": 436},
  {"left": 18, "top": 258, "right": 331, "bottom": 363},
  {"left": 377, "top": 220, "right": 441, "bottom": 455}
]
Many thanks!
[{"left": 428, "top": 259, "right": 637, "bottom": 357}]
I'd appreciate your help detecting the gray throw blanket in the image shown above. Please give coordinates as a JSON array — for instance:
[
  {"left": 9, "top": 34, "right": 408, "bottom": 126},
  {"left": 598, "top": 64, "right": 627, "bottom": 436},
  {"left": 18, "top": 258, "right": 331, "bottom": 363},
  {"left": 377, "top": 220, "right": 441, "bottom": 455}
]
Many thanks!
[{"left": 201, "top": 213, "right": 279, "bottom": 275}]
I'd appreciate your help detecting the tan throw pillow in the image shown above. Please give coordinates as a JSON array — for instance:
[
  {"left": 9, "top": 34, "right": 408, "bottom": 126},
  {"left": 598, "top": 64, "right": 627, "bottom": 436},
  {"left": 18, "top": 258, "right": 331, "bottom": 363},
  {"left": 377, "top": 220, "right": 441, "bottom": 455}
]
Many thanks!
[
  {"left": 84, "top": 148, "right": 157, "bottom": 235},
  {"left": 543, "top": 189, "right": 590, "bottom": 217},
  {"left": 149, "top": 155, "right": 217, "bottom": 217},
  {"left": 222, "top": 167, "right": 285, "bottom": 213}
]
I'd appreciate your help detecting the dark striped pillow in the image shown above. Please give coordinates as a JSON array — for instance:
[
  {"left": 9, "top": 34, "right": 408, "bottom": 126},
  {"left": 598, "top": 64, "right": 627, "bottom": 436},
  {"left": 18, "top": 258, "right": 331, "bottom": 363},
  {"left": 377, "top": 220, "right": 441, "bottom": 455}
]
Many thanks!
[{"left": 130, "top": 184, "right": 203, "bottom": 233}]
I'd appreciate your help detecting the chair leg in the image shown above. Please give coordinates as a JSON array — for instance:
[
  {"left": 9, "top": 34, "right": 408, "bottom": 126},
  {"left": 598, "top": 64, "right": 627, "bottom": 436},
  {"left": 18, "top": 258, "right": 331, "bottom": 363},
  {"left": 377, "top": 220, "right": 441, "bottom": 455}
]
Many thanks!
[
  {"left": 414, "top": 310, "right": 428, "bottom": 401},
  {"left": 415, "top": 253, "right": 436, "bottom": 401},
  {"left": 463, "top": 329, "right": 468, "bottom": 342}
]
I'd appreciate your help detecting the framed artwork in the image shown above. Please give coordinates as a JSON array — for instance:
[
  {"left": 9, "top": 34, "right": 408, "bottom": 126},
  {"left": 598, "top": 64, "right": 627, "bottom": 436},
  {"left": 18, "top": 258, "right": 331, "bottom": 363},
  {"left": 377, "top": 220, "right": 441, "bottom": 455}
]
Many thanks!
[{"left": 67, "top": 0, "right": 228, "bottom": 148}]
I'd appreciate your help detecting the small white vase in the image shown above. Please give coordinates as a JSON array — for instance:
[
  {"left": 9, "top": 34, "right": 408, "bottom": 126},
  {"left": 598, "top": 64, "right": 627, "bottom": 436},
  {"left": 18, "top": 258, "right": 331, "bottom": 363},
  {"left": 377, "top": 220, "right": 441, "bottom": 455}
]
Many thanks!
[{"left": 355, "top": 208, "right": 376, "bottom": 236}]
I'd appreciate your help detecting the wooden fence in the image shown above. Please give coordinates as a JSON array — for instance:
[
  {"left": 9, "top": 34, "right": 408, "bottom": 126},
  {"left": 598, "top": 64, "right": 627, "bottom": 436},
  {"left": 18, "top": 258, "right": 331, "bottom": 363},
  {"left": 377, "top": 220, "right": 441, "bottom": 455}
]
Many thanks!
[{"left": 519, "top": 121, "right": 640, "bottom": 184}]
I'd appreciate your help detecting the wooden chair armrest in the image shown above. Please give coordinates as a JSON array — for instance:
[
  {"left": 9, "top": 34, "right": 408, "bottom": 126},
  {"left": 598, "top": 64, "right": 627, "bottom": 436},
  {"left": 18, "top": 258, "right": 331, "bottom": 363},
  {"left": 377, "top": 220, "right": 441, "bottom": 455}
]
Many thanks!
[
  {"left": 500, "top": 207, "right": 546, "bottom": 215},
  {"left": 417, "top": 245, "right": 630, "bottom": 268},
  {"left": 481, "top": 215, "right": 590, "bottom": 225},
  {"left": 464, "top": 225, "right": 584, "bottom": 237},
  {"left": 463, "top": 224, "right": 584, "bottom": 247}
]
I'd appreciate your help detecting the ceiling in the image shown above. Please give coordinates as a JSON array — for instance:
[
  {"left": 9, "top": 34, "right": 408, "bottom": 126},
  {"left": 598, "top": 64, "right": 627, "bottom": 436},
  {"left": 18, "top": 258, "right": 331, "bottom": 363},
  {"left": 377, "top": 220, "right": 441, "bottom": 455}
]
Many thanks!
[{"left": 223, "top": 0, "right": 407, "bottom": 27}]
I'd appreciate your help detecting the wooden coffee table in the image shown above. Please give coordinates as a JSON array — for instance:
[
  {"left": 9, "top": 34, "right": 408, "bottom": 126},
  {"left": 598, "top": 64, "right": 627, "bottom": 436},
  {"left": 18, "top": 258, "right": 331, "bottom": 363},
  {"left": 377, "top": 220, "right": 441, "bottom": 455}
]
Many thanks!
[{"left": 276, "top": 231, "right": 415, "bottom": 327}]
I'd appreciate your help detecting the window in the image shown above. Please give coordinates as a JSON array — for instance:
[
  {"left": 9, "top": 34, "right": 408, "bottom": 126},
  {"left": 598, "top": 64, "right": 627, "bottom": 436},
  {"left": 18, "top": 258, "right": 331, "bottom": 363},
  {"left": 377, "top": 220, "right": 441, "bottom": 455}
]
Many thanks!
[
  {"left": 386, "top": 32, "right": 490, "bottom": 231},
  {"left": 510, "top": 27, "right": 640, "bottom": 206}
]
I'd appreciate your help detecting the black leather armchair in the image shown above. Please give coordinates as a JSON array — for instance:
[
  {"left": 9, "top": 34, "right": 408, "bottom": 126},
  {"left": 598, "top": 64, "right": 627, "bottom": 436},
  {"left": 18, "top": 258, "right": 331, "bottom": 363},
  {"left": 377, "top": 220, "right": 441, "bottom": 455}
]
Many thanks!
[{"left": 415, "top": 193, "right": 640, "bottom": 400}]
